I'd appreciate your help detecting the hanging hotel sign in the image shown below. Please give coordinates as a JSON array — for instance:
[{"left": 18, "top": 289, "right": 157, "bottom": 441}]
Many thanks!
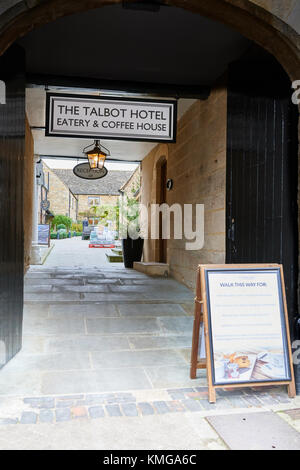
[
  {"left": 46, "top": 93, "right": 177, "bottom": 143},
  {"left": 190, "top": 264, "right": 296, "bottom": 403},
  {"left": 73, "top": 162, "right": 108, "bottom": 180}
]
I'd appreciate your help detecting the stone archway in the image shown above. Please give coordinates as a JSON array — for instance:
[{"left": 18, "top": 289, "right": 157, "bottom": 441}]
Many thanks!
[{"left": 0, "top": 0, "right": 299, "bottom": 80}]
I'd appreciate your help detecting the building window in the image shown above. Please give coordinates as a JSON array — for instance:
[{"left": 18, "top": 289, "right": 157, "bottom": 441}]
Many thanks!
[{"left": 88, "top": 196, "right": 100, "bottom": 207}]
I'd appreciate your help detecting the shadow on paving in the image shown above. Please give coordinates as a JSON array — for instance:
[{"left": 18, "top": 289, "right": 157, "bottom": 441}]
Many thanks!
[{"left": 2, "top": 265, "right": 198, "bottom": 397}]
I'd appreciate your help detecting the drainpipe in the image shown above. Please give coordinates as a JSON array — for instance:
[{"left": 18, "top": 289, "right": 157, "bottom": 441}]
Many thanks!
[{"left": 30, "top": 155, "right": 42, "bottom": 265}]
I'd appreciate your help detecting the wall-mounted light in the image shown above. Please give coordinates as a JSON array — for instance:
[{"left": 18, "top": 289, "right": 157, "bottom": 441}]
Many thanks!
[{"left": 83, "top": 140, "right": 110, "bottom": 170}]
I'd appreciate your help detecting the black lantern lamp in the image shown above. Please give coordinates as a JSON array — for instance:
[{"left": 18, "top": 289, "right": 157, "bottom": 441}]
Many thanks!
[{"left": 83, "top": 140, "right": 110, "bottom": 170}]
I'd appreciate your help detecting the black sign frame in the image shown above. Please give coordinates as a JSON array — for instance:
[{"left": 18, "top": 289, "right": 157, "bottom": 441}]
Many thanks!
[
  {"left": 45, "top": 93, "right": 177, "bottom": 143},
  {"left": 205, "top": 267, "right": 292, "bottom": 387}
]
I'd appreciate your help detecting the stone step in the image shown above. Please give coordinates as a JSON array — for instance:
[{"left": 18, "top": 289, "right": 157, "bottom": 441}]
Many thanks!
[
  {"left": 111, "top": 248, "right": 123, "bottom": 255},
  {"left": 106, "top": 253, "right": 123, "bottom": 263},
  {"left": 134, "top": 262, "right": 169, "bottom": 277}
]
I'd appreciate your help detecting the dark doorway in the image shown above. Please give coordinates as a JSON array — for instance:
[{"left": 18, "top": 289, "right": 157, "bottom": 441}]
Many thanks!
[
  {"left": 0, "top": 45, "right": 25, "bottom": 367},
  {"left": 226, "top": 49, "right": 299, "bottom": 339}
]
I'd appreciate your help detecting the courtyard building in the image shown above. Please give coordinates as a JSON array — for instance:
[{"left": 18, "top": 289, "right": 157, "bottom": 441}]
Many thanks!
[
  {"left": 40, "top": 161, "right": 78, "bottom": 222},
  {"left": 47, "top": 167, "right": 132, "bottom": 225}
]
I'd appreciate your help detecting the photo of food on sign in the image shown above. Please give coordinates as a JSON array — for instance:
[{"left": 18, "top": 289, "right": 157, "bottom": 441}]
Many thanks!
[{"left": 213, "top": 349, "right": 287, "bottom": 384}]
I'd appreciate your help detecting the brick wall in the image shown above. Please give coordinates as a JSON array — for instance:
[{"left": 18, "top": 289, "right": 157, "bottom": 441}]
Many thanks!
[{"left": 141, "top": 86, "right": 227, "bottom": 290}]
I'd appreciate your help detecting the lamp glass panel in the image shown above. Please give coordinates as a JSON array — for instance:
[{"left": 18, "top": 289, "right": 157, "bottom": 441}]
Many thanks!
[
  {"left": 88, "top": 154, "right": 98, "bottom": 169},
  {"left": 97, "top": 154, "right": 106, "bottom": 169}
]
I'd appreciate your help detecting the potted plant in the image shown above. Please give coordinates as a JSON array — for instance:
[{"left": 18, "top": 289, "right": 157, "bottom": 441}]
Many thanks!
[{"left": 120, "top": 194, "right": 144, "bottom": 269}]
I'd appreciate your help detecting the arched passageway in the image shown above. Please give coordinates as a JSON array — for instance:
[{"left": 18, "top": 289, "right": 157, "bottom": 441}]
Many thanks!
[{"left": 0, "top": 1, "right": 299, "bottom": 428}]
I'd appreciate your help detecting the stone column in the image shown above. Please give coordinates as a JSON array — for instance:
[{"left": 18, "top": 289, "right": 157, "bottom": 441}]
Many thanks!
[{"left": 30, "top": 155, "right": 42, "bottom": 265}]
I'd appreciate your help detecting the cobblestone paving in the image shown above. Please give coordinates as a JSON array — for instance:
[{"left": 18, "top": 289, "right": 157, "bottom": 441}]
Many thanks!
[{"left": 0, "top": 386, "right": 297, "bottom": 425}]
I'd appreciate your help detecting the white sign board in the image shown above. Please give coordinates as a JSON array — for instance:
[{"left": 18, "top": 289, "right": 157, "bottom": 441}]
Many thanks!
[
  {"left": 46, "top": 93, "right": 177, "bottom": 142},
  {"left": 205, "top": 268, "right": 291, "bottom": 385}
]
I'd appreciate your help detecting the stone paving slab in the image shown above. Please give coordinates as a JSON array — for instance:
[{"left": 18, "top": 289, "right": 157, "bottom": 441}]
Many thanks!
[
  {"left": 25, "top": 278, "right": 84, "bottom": 286},
  {"left": 128, "top": 335, "right": 192, "bottom": 350},
  {"left": 0, "top": 413, "right": 225, "bottom": 450},
  {"left": 48, "top": 303, "right": 119, "bottom": 317},
  {"left": 86, "top": 317, "right": 161, "bottom": 335},
  {"left": 23, "top": 315, "right": 86, "bottom": 335},
  {"left": 145, "top": 365, "right": 207, "bottom": 388},
  {"left": 117, "top": 303, "right": 187, "bottom": 317},
  {"left": 2, "top": 352, "right": 91, "bottom": 371},
  {"left": 24, "top": 292, "right": 82, "bottom": 302},
  {"left": 90, "top": 349, "right": 186, "bottom": 368},
  {"left": 45, "top": 335, "right": 131, "bottom": 353},
  {"left": 52, "top": 285, "right": 111, "bottom": 293},
  {"left": 158, "top": 316, "right": 194, "bottom": 335},
  {"left": 41, "top": 368, "right": 152, "bottom": 394},
  {"left": 207, "top": 411, "right": 300, "bottom": 450}
]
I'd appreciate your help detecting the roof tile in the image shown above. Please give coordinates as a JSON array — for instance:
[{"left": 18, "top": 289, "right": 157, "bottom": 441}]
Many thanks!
[{"left": 52, "top": 169, "right": 133, "bottom": 195}]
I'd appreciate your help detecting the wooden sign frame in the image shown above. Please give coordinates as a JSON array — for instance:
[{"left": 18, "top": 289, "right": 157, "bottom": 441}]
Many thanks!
[{"left": 190, "top": 264, "right": 296, "bottom": 403}]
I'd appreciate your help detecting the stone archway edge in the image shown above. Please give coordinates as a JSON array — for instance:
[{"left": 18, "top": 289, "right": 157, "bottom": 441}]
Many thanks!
[{"left": 0, "top": 0, "right": 299, "bottom": 79}]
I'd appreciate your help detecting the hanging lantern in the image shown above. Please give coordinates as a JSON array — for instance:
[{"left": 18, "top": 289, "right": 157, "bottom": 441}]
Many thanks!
[{"left": 83, "top": 140, "right": 109, "bottom": 170}]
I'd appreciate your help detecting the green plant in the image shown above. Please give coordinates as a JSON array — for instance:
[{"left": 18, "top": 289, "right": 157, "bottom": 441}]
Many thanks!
[
  {"left": 119, "top": 195, "right": 141, "bottom": 239},
  {"left": 50, "top": 232, "right": 57, "bottom": 239},
  {"left": 57, "top": 223, "right": 66, "bottom": 230},
  {"left": 51, "top": 215, "right": 73, "bottom": 230},
  {"left": 89, "top": 204, "right": 119, "bottom": 230}
]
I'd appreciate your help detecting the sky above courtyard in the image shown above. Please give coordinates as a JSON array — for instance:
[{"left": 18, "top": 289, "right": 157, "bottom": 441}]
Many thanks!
[{"left": 43, "top": 158, "right": 138, "bottom": 172}]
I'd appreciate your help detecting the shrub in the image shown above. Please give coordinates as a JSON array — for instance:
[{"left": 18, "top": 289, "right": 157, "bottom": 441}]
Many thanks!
[
  {"left": 71, "top": 223, "right": 83, "bottom": 232},
  {"left": 57, "top": 224, "right": 66, "bottom": 230},
  {"left": 51, "top": 215, "right": 73, "bottom": 230},
  {"left": 50, "top": 232, "right": 57, "bottom": 239}
]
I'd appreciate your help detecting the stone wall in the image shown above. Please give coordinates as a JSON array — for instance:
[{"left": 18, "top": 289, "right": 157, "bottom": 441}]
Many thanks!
[
  {"left": 42, "top": 162, "right": 77, "bottom": 220},
  {"left": 141, "top": 86, "right": 227, "bottom": 290},
  {"left": 0, "top": 1, "right": 299, "bottom": 80},
  {"left": 24, "top": 117, "right": 34, "bottom": 272},
  {"left": 76, "top": 194, "right": 119, "bottom": 219},
  {"left": 121, "top": 166, "right": 141, "bottom": 199}
]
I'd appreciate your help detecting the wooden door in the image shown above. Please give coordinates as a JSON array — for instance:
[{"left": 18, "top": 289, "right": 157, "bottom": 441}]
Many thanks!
[
  {"left": 0, "top": 45, "right": 25, "bottom": 367},
  {"left": 226, "top": 55, "right": 299, "bottom": 339}
]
